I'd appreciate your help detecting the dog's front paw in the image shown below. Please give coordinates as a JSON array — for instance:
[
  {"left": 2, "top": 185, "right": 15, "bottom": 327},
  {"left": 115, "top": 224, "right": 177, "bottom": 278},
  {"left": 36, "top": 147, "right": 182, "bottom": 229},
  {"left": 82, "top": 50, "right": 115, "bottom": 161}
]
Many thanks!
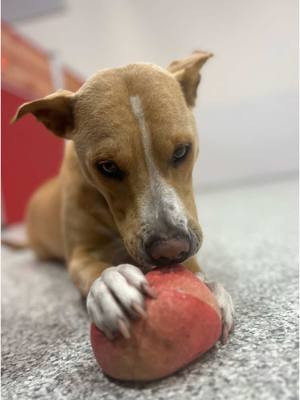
[
  {"left": 86, "top": 264, "right": 156, "bottom": 340},
  {"left": 196, "top": 273, "right": 234, "bottom": 344}
]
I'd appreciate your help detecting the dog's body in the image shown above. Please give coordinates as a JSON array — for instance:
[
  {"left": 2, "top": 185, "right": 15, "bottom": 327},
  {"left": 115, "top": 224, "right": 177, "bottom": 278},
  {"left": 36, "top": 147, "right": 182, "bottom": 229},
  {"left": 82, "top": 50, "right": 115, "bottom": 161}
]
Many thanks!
[{"left": 14, "top": 51, "right": 234, "bottom": 341}]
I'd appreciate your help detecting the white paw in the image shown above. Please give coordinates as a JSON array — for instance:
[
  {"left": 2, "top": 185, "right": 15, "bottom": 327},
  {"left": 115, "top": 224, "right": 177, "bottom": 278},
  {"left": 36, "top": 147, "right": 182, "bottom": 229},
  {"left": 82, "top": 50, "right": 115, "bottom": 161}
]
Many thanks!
[
  {"left": 86, "top": 264, "right": 156, "bottom": 340},
  {"left": 196, "top": 273, "right": 234, "bottom": 344}
]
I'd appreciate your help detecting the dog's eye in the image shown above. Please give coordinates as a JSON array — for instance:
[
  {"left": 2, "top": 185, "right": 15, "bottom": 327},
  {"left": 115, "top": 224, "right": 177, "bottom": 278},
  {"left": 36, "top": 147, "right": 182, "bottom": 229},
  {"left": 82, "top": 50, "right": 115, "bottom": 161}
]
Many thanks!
[
  {"left": 172, "top": 144, "right": 191, "bottom": 165},
  {"left": 95, "top": 161, "right": 125, "bottom": 180}
]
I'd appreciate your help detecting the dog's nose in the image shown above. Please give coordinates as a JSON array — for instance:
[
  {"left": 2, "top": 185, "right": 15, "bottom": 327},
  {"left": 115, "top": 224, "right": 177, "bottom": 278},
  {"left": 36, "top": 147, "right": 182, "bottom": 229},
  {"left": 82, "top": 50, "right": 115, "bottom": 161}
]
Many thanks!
[{"left": 146, "top": 237, "right": 190, "bottom": 266}]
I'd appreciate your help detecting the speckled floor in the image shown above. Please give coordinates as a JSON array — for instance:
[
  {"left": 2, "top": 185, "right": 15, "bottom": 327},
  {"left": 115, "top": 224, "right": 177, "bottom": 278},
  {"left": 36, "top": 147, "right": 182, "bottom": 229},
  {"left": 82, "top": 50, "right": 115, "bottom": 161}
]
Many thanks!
[{"left": 1, "top": 178, "right": 299, "bottom": 400}]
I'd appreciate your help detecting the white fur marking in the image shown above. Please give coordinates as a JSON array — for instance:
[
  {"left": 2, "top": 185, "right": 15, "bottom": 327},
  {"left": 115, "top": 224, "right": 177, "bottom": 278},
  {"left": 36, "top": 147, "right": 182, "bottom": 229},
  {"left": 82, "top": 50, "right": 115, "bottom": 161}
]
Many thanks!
[
  {"left": 129, "top": 95, "right": 187, "bottom": 229},
  {"left": 129, "top": 96, "right": 156, "bottom": 184}
]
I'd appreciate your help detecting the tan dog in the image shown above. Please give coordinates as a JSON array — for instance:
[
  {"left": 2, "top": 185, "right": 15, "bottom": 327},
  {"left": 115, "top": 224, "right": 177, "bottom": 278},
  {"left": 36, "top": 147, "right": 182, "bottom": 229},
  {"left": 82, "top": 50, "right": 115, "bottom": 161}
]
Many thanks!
[{"left": 13, "top": 51, "right": 234, "bottom": 341}]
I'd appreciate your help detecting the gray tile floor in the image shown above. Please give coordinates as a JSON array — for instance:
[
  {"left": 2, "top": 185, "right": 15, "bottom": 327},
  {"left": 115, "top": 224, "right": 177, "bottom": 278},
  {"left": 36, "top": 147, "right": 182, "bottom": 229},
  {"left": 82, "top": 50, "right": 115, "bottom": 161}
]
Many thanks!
[{"left": 1, "top": 178, "right": 299, "bottom": 400}]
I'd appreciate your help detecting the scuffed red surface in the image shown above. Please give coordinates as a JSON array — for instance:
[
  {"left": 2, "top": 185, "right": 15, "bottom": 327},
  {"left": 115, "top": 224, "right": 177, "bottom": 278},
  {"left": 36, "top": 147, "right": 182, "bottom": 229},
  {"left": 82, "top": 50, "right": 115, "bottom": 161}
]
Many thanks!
[{"left": 91, "top": 265, "right": 221, "bottom": 381}]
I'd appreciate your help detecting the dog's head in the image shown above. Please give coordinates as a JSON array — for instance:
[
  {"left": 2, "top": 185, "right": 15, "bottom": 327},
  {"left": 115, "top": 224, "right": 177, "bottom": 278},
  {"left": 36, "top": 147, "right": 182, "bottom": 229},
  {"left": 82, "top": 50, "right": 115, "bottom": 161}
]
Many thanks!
[{"left": 13, "top": 51, "right": 212, "bottom": 269}]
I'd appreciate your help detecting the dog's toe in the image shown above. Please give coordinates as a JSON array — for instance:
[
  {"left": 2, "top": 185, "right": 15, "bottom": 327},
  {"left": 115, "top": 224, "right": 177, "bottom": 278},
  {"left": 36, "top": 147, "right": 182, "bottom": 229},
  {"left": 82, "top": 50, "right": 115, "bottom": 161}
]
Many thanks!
[
  {"left": 102, "top": 266, "right": 145, "bottom": 316},
  {"left": 117, "top": 264, "right": 157, "bottom": 297}
]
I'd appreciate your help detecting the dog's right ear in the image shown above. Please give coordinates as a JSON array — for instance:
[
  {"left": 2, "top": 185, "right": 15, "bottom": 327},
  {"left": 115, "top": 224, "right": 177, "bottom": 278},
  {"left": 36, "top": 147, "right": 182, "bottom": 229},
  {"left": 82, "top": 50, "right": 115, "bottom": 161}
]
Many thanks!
[
  {"left": 167, "top": 51, "right": 213, "bottom": 107},
  {"left": 11, "top": 89, "right": 75, "bottom": 139}
]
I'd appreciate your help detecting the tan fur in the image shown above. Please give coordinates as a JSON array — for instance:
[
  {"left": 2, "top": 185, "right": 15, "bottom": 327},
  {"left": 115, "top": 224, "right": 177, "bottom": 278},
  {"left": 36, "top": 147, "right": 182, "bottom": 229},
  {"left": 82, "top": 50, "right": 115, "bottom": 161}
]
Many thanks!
[{"left": 13, "top": 51, "right": 212, "bottom": 297}]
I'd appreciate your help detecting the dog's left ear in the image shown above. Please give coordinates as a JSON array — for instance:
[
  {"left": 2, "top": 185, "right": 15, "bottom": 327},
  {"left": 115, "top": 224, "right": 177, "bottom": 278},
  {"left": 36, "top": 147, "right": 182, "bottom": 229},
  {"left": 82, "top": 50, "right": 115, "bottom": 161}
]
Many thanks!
[
  {"left": 11, "top": 89, "right": 75, "bottom": 138},
  {"left": 167, "top": 50, "right": 213, "bottom": 107}
]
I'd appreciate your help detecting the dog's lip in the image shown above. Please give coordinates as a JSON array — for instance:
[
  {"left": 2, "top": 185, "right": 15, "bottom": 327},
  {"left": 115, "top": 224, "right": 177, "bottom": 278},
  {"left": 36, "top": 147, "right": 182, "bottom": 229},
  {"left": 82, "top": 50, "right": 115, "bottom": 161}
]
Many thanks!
[
  {"left": 147, "top": 265, "right": 159, "bottom": 271},
  {"left": 150, "top": 262, "right": 180, "bottom": 269},
  {"left": 141, "top": 252, "right": 190, "bottom": 270}
]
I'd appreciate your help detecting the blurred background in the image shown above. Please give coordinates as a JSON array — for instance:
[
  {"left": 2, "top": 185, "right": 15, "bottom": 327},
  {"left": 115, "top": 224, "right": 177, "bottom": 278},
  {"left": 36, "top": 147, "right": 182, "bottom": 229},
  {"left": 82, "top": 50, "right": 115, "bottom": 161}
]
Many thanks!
[{"left": 1, "top": 0, "right": 298, "bottom": 224}]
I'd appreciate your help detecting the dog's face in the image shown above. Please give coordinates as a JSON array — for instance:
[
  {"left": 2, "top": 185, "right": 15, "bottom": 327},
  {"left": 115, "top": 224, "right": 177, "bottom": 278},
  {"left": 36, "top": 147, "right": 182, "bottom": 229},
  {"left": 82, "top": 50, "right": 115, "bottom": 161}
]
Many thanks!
[{"left": 13, "top": 51, "right": 212, "bottom": 269}]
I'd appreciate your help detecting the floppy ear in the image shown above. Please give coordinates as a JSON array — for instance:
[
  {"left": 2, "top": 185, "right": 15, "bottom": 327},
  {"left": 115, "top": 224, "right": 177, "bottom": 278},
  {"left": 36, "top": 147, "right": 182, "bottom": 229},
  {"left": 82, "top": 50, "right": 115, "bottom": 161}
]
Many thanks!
[
  {"left": 167, "top": 50, "right": 213, "bottom": 107},
  {"left": 11, "top": 89, "right": 75, "bottom": 138}
]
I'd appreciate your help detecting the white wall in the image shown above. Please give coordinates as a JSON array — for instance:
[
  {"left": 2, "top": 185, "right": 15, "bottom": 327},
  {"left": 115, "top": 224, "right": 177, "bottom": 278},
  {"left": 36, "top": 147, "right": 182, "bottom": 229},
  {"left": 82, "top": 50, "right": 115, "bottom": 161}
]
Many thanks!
[{"left": 11, "top": 0, "right": 298, "bottom": 188}]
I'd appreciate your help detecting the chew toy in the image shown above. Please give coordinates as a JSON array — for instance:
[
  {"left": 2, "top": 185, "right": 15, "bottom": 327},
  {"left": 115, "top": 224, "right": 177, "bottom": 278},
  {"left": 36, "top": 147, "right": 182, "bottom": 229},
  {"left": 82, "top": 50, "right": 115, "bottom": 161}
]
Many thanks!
[{"left": 90, "top": 265, "right": 221, "bottom": 381}]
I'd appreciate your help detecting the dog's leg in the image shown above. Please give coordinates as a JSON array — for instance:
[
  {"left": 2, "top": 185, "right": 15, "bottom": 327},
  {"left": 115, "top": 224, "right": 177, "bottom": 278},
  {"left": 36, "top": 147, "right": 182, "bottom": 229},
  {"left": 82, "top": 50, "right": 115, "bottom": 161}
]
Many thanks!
[
  {"left": 68, "top": 254, "right": 110, "bottom": 298},
  {"left": 196, "top": 272, "right": 234, "bottom": 344}
]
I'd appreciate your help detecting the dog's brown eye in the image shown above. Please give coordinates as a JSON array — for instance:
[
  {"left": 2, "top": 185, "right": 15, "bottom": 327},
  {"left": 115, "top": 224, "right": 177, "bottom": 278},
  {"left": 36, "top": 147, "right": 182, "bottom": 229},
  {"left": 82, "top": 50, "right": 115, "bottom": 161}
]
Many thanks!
[
  {"left": 172, "top": 144, "right": 191, "bottom": 165},
  {"left": 95, "top": 161, "right": 125, "bottom": 180}
]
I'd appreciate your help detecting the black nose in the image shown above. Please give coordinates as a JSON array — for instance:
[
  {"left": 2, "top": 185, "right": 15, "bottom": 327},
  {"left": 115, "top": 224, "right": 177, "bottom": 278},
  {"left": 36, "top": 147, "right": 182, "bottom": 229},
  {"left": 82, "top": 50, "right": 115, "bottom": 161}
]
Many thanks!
[{"left": 145, "top": 236, "right": 190, "bottom": 266}]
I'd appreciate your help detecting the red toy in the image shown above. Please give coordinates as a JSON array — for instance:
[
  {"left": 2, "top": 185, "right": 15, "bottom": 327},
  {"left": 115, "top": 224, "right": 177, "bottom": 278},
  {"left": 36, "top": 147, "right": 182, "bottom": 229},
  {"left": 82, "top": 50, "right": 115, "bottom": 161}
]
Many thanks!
[{"left": 90, "top": 265, "right": 221, "bottom": 381}]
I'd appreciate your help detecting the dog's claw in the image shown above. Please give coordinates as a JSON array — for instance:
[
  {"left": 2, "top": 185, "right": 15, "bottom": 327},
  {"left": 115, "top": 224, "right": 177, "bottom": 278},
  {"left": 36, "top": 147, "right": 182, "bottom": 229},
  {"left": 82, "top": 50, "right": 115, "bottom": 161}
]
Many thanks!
[
  {"left": 142, "top": 283, "right": 157, "bottom": 298},
  {"left": 132, "top": 302, "right": 146, "bottom": 318},
  {"left": 118, "top": 319, "right": 131, "bottom": 339},
  {"left": 221, "top": 325, "right": 229, "bottom": 345},
  {"left": 103, "top": 328, "right": 114, "bottom": 340},
  {"left": 210, "top": 282, "right": 234, "bottom": 344},
  {"left": 221, "top": 319, "right": 235, "bottom": 344},
  {"left": 132, "top": 302, "right": 147, "bottom": 319}
]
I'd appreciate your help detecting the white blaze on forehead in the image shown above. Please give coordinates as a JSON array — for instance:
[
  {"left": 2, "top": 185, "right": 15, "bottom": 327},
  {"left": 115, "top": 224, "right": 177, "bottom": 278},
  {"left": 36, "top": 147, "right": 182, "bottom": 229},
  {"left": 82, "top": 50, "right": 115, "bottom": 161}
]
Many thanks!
[
  {"left": 129, "top": 95, "right": 155, "bottom": 183},
  {"left": 129, "top": 95, "right": 187, "bottom": 229}
]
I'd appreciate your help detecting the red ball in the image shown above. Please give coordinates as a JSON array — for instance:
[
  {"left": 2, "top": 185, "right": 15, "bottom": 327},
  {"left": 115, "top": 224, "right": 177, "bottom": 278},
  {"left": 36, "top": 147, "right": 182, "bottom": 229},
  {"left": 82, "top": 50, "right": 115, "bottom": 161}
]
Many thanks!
[{"left": 90, "top": 265, "right": 221, "bottom": 381}]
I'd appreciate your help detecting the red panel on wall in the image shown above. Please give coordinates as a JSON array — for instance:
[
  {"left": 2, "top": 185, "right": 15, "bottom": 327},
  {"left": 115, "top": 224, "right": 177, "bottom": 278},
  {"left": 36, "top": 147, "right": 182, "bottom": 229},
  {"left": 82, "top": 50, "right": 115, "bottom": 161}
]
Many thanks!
[{"left": 1, "top": 88, "right": 64, "bottom": 224}]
